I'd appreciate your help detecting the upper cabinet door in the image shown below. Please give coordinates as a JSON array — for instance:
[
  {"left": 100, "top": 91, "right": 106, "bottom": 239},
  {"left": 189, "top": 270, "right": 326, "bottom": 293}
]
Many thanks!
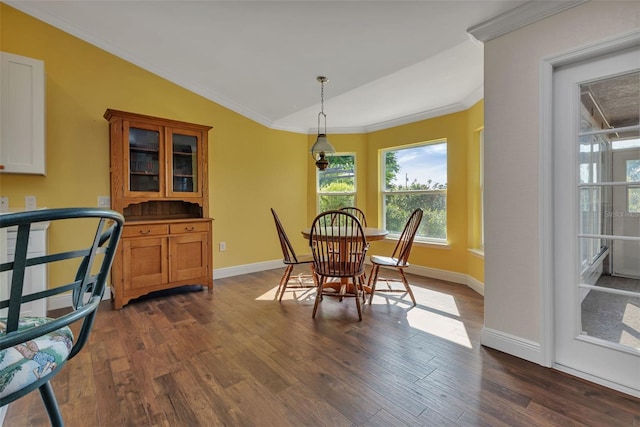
[
  {"left": 105, "top": 108, "right": 211, "bottom": 214},
  {"left": 166, "top": 127, "right": 203, "bottom": 198},
  {"left": 0, "top": 52, "right": 46, "bottom": 175},
  {"left": 124, "top": 120, "right": 164, "bottom": 198}
]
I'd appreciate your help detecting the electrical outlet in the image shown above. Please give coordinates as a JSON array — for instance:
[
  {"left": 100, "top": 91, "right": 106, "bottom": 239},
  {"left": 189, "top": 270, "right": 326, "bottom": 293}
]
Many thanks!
[
  {"left": 98, "top": 196, "right": 111, "bottom": 208},
  {"left": 25, "top": 196, "right": 37, "bottom": 210},
  {"left": 0, "top": 197, "right": 8, "bottom": 213},
  {"left": 219, "top": 242, "right": 226, "bottom": 252}
]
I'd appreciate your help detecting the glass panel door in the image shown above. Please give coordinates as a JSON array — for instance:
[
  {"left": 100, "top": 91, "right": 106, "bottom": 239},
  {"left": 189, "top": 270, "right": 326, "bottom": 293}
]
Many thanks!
[
  {"left": 170, "top": 130, "right": 199, "bottom": 195},
  {"left": 553, "top": 45, "right": 640, "bottom": 396},
  {"left": 127, "top": 124, "right": 161, "bottom": 194}
]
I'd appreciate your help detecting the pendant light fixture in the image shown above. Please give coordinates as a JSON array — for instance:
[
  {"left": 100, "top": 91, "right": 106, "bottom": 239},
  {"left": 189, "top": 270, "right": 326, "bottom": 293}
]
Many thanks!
[{"left": 310, "top": 76, "right": 335, "bottom": 170}]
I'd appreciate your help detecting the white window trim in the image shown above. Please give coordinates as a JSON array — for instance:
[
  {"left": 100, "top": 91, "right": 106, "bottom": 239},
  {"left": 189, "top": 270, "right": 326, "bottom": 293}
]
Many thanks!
[
  {"left": 381, "top": 140, "right": 447, "bottom": 243},
  {"left": 316, "top": 152, "right": 357, "bottom": 212}
]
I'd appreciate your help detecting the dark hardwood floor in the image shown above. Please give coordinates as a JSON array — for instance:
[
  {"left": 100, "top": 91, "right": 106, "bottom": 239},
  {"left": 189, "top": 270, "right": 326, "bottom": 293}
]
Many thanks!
[{"left": 6, "top": 269, "right": 640, "bottom": 426}]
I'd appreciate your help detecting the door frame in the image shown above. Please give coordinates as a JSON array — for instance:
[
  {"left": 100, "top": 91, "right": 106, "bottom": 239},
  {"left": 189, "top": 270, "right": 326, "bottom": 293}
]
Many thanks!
[{"left": 539, "top": 29, "right": 640, "bottom": 397}]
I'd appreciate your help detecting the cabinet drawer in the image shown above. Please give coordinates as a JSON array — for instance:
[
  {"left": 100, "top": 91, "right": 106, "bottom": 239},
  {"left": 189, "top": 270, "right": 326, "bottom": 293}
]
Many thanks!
[
  {"left": 123, "top": 224, "right": 168, "bottom": 238},
  {"left": 169, "top": 222, "right": 209, "bottom": 234}
]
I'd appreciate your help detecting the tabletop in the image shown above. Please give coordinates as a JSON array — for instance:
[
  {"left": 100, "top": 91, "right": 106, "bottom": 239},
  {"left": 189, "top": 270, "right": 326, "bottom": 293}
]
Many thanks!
[{"left": 301, "top": 227, "right": 388, "bottom": 241}]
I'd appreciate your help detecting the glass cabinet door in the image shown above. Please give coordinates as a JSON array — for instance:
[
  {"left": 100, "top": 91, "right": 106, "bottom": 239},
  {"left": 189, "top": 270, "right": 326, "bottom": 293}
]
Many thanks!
[
  {"left": 169, "top": 130, "right": 200, "bottom": 196},
  {"left": 126, "top": 123, "right": 162, "bottom": 195}
]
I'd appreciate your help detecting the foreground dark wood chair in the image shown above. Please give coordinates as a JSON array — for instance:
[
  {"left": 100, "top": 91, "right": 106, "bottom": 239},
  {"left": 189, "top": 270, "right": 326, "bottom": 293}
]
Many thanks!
[
  {"left": 367, "top": 208, "right": 423, "bottom": 305},
  {"left": 270, "top": 208, "right": 315, "bottom": 301},
  {"left": 0, "top": 208, "right": 124, "bottom": 427},
  {"left": 309, "top": 210, "right": 369, "bottom": 320}
]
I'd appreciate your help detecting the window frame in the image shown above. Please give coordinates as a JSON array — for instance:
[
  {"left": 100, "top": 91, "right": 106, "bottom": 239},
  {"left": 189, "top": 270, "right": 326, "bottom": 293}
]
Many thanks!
[
  {"left": 381, "top": 140, "right": 448, "bottom": 244},
  {"left": 316, "top": 152, "right": 357, "bottom": 213}
]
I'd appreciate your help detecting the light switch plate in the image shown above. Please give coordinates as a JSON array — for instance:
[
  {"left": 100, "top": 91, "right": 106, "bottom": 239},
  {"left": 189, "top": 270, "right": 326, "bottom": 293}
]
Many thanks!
[
  {"left": 0, "top": 197, "right": 8, "bottom": 213},
  {"left": 25, "top": 196, "right": 36, "bottom": 210},
  {"left": 98, "top": 196, "right": 111, "bottom": 208}
]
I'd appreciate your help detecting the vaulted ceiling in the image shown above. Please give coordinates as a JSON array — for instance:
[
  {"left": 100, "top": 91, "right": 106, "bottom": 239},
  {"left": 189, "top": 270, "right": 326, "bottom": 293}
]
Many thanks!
[{"left": 6, "top": 1, "right": 582, "bottom": 133}]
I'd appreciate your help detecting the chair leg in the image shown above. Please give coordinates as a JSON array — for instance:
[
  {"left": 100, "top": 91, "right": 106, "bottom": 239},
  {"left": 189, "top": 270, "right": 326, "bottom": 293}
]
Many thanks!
[
  {"left": 353, "top": 276, "right": 362, "bottom": 321},
  {"left": 312, "top": 276, "right": 324, "bottom": 318},
  {"left": 367, "top": 264, "right": 380, "bottom": 304},
  {"left": 353, "top": 276, "right": 363, "bottom": 321},
  {"left": 39, "top": 381, "right": 63, "bottom": 427},
  {"left": 398, "top": 268, "right": 416, "bottom": 306},
  {"left": 277, "top": 265, "right": 294, "bottom": 301}
]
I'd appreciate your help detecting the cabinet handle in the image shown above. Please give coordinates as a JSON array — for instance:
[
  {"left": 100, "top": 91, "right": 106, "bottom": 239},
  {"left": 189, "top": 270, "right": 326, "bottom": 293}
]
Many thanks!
[
  {"left": 139, "top": 229, "right": 151, "bottom": 235},
  {"left": 185, "top": 226, "right": 195, "bottom": 232}
]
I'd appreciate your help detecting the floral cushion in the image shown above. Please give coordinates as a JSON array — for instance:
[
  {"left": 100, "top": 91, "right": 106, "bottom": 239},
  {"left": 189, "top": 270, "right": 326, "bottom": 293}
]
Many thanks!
[{"left": 0, "top": 317, "right": 74, "bottom": 399}]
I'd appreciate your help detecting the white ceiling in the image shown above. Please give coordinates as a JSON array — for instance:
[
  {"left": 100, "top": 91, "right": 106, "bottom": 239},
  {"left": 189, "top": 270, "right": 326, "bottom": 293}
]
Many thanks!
[{"left": 7, "top": 1, "right": 535, "bottom": 133}]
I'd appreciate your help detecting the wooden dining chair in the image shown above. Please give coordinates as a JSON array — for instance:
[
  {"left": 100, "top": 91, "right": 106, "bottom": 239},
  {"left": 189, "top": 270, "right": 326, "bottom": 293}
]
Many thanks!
[
  {"left": 309, "top": 210, "right": 369, "bottom": 320},
  {"left": 270, "top": 208, "right": 315, "bottom": 301},
  {"left": 0, "top": 208, "right": 124, "bottom": 427},
  {"left": 367, "top": 208, "right": 423, "bottom": 305},
  {"left": 339, "top": 207, "right": 367, "bottom": 227}
]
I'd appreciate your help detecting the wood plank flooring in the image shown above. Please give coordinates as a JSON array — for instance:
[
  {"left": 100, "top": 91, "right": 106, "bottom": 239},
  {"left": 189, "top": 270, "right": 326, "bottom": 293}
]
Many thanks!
[{"left": 6, "top": 269, "right": 640, "bottom": 426}]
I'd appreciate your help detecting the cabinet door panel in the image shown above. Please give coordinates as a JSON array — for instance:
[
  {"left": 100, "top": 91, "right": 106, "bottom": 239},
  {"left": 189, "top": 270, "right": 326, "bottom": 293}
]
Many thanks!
[
  {"left": 0, "top": 52, "right": 45, "bottom": 175},
  {"left": 169, "top": 233, "right": 208, "bottom": 282},
  {"left": 123, "top": 237, "right": 168, "bottom": 289},
  {"left": 166, "top": 128, "right": 204, "bottom": 198},
  {"left": 124, "top": 121, "right": 164, "bottom": 198}
]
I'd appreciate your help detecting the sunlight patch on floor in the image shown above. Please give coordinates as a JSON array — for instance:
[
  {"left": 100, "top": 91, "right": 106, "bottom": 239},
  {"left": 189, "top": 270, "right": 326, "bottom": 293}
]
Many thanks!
[
  {"left": 255, "top": 285, "right": 316, "bottom": 301},
  {"left": 370, "top": 285, "right": 460, "bottom": 316},
  {"left": 370, "top": 286, "right": 471, "bottom": 348},
  {"left": 405, "top": 305, "right": 472, "bottom": 348},
  {"left": 256, "top": 286, "right": 281, "bottom": 300},
  {"left": 622, "top": 302, "right": 640, "bottom": 350}
]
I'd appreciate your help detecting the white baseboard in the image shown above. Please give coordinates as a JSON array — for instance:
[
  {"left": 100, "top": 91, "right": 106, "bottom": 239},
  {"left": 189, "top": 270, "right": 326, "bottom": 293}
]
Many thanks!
[
  {"left": 553, "top": 363, "right": 640, "bottom": 398},
  {"left": 45, "top": 262, "right": 485, "bottom": 310},
  {"left": 214, "top": 259, "right": 485, "bottom": 296},
  {"left": 403, "top": 263, "right": 485, "bottom": 296},
  {"left": 480, "top": 326, "right": 542, "bottom": 364},
  {"left": 47, "top": 286, "right": 112, "bottom": 312},
  {"left": 214, "top": 260, "right": 282, "bottom": 279},
  {"left": 466, "top": 275, "right": 485, "bottom": 296}
]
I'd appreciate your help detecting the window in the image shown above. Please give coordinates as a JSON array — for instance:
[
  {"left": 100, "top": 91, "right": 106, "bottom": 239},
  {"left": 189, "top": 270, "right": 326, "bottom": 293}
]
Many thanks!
[
  {"left": 317, "top": 154, "right": 356, "bottom": 213},
  {"left": 627, "top": 159, "right": 640, "bottom": 213},
  {"left": 382, "top": 141, "right": 447, "bottom": 242}
]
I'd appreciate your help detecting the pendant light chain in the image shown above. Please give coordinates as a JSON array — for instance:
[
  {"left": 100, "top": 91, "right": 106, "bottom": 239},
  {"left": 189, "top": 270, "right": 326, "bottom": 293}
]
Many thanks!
[{"left": 318, "top": 76, "right": 327, "bottom": 133}]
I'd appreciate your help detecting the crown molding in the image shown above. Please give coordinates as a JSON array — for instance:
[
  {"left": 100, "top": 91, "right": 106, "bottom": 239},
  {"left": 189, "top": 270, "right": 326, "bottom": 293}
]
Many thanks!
[{"left": 467, "top": 0, "right": 589, "bottom": 43}]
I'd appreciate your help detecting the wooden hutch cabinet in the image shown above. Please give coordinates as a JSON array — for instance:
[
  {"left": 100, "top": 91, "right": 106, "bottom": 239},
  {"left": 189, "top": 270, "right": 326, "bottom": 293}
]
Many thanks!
[{"left": 104, "top": 109, "right": 213, "bottom": 309}]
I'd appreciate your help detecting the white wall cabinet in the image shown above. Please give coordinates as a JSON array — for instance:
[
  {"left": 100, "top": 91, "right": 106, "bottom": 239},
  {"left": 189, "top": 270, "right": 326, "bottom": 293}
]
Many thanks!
[{"left": 0, "top": 52, "right": 46, "bottom": 175}]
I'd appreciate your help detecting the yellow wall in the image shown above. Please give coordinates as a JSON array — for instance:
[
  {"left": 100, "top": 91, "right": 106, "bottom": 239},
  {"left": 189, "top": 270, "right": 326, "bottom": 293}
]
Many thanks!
[
  {"left": 0, "top": 4, "right": 311, "bottom": 272},
  {"left": 2, "top": 4, "right": 484, "bottom": 288},
  {"left": 365, "top": 111, "right": 470, "bottom": 274},
  {"left": 466, "top": 100, "right": 485, "bottom": 283}
]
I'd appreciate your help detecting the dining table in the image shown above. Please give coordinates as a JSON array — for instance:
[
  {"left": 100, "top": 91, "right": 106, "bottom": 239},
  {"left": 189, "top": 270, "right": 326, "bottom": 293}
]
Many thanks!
[
  {"left": 300, "top": 227, "right": 388, "bottom": 242},
  {"left": 301, "top": 226, "right": 389, "bottom": 295}
]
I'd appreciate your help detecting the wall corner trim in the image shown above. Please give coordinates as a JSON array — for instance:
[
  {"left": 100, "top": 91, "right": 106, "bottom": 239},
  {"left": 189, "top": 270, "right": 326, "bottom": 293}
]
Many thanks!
[{"left": 467, "top": 0, "right": 588, "bottom": 43}]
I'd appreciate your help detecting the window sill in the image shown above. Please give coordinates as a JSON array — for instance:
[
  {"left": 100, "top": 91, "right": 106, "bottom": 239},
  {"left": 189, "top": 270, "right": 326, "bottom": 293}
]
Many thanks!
[
  {"left": 413, "top": 240, "right": 451, "bottom": 250},
  {"left": 468, "top": 248, "right": 484, "bottom": 259}
]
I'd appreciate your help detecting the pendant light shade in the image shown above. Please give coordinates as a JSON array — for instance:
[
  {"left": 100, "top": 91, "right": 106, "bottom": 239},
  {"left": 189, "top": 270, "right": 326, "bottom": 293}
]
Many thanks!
[{"left": 310, "top": 76, "right": 335, "bottom": 170}]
